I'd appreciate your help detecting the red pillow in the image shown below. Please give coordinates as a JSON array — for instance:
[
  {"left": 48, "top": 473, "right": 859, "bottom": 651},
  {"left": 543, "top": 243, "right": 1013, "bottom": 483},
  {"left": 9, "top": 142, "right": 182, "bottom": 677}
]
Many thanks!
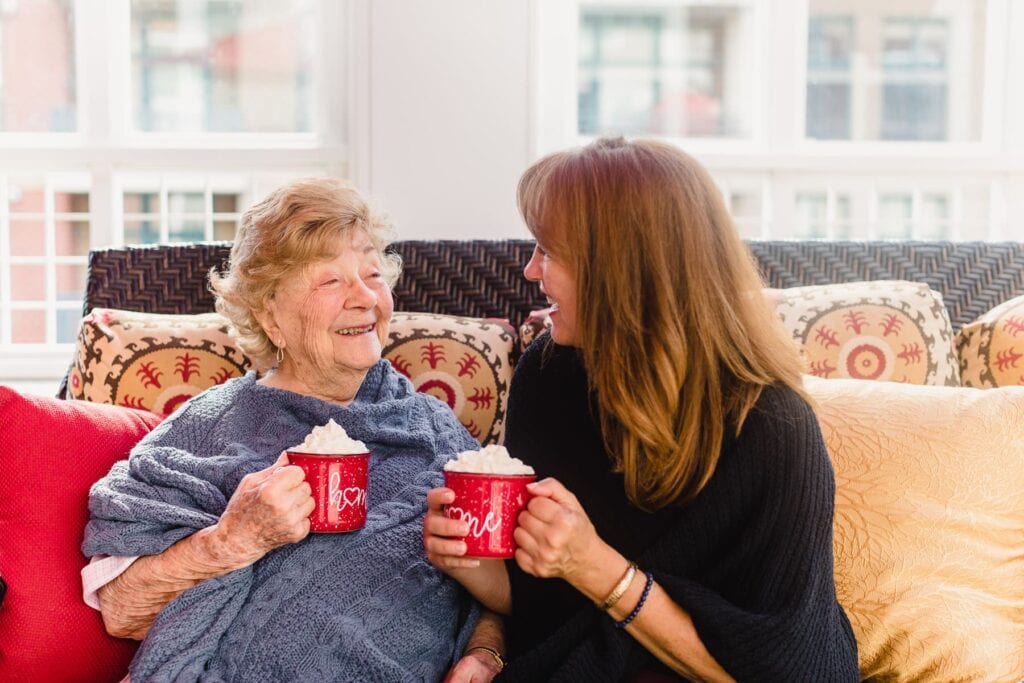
[{"left": 0, "top": 386, "right": 162, "bottom": 682}]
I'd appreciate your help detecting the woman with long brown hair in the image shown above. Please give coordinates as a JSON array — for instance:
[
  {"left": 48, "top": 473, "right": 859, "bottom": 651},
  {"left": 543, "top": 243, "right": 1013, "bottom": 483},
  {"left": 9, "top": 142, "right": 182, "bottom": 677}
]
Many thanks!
[{"left": 425, "top": 137, "right": 858, "bottom": 681}]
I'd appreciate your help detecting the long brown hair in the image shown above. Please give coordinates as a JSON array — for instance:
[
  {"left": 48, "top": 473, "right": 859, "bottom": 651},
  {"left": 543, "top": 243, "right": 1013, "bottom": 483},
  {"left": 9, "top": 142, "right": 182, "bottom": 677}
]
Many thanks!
[{"left": 517, "top": 137, "right": 805, "bottom": 510}]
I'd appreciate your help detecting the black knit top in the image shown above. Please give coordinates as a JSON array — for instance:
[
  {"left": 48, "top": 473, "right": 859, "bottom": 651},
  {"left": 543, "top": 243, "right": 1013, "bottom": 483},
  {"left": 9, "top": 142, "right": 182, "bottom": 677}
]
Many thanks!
[{"left": 500, "top": 339, "right": 858, "bottom": 682}]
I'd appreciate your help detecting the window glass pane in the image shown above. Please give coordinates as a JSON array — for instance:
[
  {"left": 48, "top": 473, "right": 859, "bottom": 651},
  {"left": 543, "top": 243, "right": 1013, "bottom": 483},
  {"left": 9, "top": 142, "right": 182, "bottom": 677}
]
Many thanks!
[
  {"left": 124, "top": 219, "right": 161, "bottom": 244},
  {"left": 55, "top": 220, "right": 90, "bottom": 256},
  {"left": 11, "top": 264, "right": 46, "bottom": 302},
  {"left": 919, "top": 193, "right": 949, "bottom": 239},
  {"left": 212, "top": 193, "right": 238, "bottom": 212},
  {"left": 168, "top": 216, "right": 204, "bottom": 242},
  {"left": 0, "top": 0, "right": 76, "bottom": 132},
  {"left": 56, "top": 263, "right": 85, "bottom": 301},
  {"left": 795, "top": 193, "right": 828, "bottom": 239},
  {"left": 213, "top": 220, "right": 237, "bottom": 241},
  {"left": 130, "top": 0, "right": 317, "bottom": 133},
  {"left": 878, "top": 194, "right": 912, "bottom": 238},
  {"left": 12, "top": 310, "right": 46, "bottom": 344},
  {"left": 9, "top": 220, "right": 45, "bottom": 257},
  {"left": 55, "top": 191, "right": 89, "bottom": 213},
  {"left": 579, "top": 4, "right": 753, "bottom": 138},
  {"left": 168, "top": 191, "right": 205, "bottom": 213},
  {"left": 806, "top": 1, "right": 985, "bottom": 142},
  {"left": 7, "top": 179, "right": 46, "bottom": 214},
  {"left": 124, "top": 192, "right": 161, "bottom": 214},
  {"left": 57, "top": 308, "right": 81, "bottom": 343},
  {"left": 806, "top": 16, "right": 853, "bottom": 140}
]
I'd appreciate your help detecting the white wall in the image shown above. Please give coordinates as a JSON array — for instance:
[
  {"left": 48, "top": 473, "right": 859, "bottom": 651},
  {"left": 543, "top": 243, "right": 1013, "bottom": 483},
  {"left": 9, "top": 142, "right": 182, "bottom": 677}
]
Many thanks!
[{"left": 361, "top": 0, "right": 534, "bottom": 239}]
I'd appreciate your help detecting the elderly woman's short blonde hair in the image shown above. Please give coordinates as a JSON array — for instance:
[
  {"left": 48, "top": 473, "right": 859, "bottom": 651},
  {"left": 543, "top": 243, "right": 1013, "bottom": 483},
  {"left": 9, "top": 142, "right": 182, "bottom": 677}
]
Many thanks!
[{"left": 209, "top": 177, "right": 401, "bottom": 368}]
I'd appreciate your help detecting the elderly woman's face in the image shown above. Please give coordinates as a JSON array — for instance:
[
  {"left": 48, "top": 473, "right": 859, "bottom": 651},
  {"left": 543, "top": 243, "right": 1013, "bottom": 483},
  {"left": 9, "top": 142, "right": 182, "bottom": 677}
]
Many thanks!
[{"left": 267, "top": 229, "right": 393, "bottom": 384}]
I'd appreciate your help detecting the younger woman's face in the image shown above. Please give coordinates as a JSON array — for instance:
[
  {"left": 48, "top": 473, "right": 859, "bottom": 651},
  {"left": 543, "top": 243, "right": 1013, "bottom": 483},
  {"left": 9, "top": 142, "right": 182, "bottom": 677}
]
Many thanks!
[{"left": 524, "top": 241, "right": 578, "bottom": 346}]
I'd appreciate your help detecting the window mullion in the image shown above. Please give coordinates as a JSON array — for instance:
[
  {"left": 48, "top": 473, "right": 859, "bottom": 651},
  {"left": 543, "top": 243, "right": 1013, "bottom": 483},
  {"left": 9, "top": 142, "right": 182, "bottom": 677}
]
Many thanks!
[
  {"left": 44, "top": 179, "right": 57, "bottom": 345},
  {"left": 0, "top": 177, "right": 11, "bottom": 345}
]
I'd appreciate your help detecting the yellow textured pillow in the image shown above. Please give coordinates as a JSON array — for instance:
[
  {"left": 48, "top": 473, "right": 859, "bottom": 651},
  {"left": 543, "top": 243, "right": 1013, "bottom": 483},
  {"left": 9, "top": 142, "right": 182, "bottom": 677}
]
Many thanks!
[
  {"left": 957, "top": 293, "right": 1024, "bottom": 388},
  {"left": 775, "top": 281, "right": 959, "bottom": 385},
  {"left": 805, "top": 376, "right": 1024, "bottom": 681}
]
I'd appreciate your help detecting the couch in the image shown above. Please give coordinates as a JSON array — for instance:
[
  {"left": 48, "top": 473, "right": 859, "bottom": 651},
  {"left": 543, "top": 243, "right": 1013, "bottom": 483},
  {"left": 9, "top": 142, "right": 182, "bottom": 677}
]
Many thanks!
[{"left": 2, "top": 239, "right": 1023, "bottom": 682}]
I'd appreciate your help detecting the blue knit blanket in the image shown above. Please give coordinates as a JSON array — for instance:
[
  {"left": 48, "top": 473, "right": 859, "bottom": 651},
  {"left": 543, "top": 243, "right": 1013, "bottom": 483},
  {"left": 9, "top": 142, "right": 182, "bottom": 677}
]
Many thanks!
[{"left": 83, "top": 362, "right": 480, "bottom": 682}]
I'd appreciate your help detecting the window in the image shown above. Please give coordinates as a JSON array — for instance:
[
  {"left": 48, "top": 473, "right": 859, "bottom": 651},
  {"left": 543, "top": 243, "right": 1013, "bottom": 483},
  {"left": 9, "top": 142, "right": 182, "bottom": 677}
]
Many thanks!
[
  {"left": 544, "top": 0, "right": 1020, "bottom": 243},
  {"left": 130, "top": 0, "right": 315, "bottom": 133},
  {"left": 578, "top": 2, "right": 756, "bottom": 139},
  {"left": 0, "top": 0, "right": 76, "bottom": 132},
  {"left": 806, "top": 16, "right": 853, "bottom": 140},
  {"left": 0, "top": 0, "right": 345, "bottom": 380}
]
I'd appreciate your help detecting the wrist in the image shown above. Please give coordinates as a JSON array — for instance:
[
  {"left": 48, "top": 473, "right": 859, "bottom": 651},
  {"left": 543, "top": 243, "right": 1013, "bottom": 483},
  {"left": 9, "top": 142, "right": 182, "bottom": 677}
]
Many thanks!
[
  {"left": 566, "top": 540, "right": 626, "bottom": 603},
  {"left": 465, "top": 645, "right": 505, "bottom": 673},
  {"left": 197, "top": 524, "right": 258, "bottom": 572}
]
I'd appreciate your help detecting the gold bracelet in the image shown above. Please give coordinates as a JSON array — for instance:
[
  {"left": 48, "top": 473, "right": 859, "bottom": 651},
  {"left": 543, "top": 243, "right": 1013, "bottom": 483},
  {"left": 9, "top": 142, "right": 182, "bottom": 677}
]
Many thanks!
[
  {"left": 598, "top": 560, "right": 638, "bottom": 611},
  {"left": 466, "top": 645, "right": 505, "bottom": 671}
]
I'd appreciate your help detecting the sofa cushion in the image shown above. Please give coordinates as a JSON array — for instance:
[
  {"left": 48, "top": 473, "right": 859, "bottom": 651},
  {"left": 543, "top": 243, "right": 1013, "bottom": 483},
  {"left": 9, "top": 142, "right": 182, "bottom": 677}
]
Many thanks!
[
  {"left": 805, "top": 376, "right": 1024, "bottom": 680},
  {"left": 383, "top": 312, "right": 515, "bottom": 445},
  {"left": 68, "top": 308, "right": 253, "bottom": 415},
  {"left": 957, "top": 293, "right": 1024, "bottom": 387},
  {"left": 0, "top": 386, "right": 163, "bottom": 682},
  {"left": 69, "top": 308, "right": 515, "bottom": 446},
  {"left": 774, "top": 281, "right": 959, "bottom": 385}
]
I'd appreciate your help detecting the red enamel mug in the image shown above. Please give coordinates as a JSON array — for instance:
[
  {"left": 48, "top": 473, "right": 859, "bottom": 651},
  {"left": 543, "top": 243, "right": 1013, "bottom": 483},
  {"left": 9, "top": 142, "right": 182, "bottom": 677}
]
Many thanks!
[
  {"left": 443, "top": 470, "right": 535, "bottom": 558},
  {"left": 288, "top": 451, "right": 370, "bottom": 533}
]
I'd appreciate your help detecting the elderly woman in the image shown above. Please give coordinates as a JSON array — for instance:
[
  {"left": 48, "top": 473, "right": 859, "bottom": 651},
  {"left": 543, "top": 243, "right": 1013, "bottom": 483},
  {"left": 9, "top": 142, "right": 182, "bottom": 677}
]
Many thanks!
[{"left": 81, "top": 178, "right": 502, "bottom": 682}]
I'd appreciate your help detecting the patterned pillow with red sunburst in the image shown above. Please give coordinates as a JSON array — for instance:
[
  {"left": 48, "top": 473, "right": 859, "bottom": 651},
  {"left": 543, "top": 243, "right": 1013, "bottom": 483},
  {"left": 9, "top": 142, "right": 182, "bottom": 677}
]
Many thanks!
[
  {"left": 384, "top": 313, "right": 515, "bottom": 446},
  {"left": 957, "top": 293, "right": 1024, "bottom": 388},
  {"left": 68, "top": 309, "right": 253, "bottom": 415},
  {"left": 772, "top": 281, "right": 959, "bottom": 386}
]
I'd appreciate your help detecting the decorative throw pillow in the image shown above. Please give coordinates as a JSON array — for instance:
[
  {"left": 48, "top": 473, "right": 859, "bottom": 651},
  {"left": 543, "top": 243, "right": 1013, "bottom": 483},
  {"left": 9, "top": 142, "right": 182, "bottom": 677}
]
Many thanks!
[
  {"left": 384, "top": 313, "right": 515, "bottom": 446},
  {"left": 518, "top": 307, "right": 554, "bottom": 353},
  {"left": 0, "top": 386, "right": 162, "bottom": 682},
  {"left": 805, "top": 376, "right": 1024, "bottom": 680},
  {"left": 774, "top": 281, "right": 959, "bottom": 386},
  {"left": 956, "top": 293, "right": 1024, "bottom": 387},
  {"left": 68, "top": 308, "right": 253, "bottom": 415}
]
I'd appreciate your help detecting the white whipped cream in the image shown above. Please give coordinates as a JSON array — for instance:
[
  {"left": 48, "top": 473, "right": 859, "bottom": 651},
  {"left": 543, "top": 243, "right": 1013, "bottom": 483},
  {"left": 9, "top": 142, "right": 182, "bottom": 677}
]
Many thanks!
[
  {"left": 443, "top": 444, "right": 535, "bottom": 475},
  {"left": 291, "top": 419, "right": 367, "bottom": 454}
]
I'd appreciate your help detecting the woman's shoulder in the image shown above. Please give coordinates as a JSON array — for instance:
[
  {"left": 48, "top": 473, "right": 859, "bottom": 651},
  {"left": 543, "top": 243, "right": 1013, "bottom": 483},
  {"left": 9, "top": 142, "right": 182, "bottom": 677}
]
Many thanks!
[
  {"left": 514, "top": 334, "right": 584, "bottom": 387},
  {"left": 734, "top": 381, "right": 827, "bottom": 471}
]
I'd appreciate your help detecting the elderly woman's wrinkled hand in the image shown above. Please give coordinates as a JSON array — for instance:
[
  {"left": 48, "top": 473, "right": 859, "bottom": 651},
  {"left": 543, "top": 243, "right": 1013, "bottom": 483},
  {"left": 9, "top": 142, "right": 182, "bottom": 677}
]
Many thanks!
[{"left": 213, "top": 452, "right": 315, "bottom": 567}]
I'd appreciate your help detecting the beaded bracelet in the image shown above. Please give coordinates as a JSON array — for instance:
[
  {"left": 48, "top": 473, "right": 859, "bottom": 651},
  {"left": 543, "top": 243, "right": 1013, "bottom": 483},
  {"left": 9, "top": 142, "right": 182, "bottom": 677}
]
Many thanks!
[{"left": 614, "top": 570, "right": 654, "bottom": 629}]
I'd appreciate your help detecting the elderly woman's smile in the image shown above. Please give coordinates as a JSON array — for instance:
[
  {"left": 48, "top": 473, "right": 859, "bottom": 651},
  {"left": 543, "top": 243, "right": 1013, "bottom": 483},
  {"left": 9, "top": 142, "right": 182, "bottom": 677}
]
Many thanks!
[{"left": 258, "top": 228, "right": 395, "bottom": 404}]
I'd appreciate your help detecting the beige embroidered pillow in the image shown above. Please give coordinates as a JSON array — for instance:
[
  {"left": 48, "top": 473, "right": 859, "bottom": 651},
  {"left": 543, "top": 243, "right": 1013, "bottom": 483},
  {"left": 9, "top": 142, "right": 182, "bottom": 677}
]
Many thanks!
[
  {"left": 957, "top": 293, "right": 1024, "bottom": 387},
  {"left": 518, "top": 307, "right": 554, "bottom": 353},
  {"left": 774, "top": 281, "right": 959, "bottom": 386},
  {"left": 805, "top": 376, "right": 1024, "bottom": 681},
  {"left": 384, "top": 313, "right": 515, "bottom": 446},
  {"left": 68, "top": 309, "right": 252, "bottom": 415},
  {"left": 69, "top": 309, "right": 516, "bottom": 445}
]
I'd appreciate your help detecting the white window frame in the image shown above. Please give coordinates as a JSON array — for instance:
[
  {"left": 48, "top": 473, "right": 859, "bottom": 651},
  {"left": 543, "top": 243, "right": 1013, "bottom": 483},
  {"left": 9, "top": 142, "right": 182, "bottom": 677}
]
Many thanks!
[
  {"left": 0, "top": 0, "right": 358, "bottom": 384},
  {"left": 532, "top": 0, "right": 1024, "bottom": 240}
]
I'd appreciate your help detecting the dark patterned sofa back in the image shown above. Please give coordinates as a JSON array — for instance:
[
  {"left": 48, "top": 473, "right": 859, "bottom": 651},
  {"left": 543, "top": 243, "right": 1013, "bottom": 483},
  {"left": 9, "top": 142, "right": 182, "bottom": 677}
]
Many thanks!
[
  {"left": 82, "top": 240, "right": 546, "bottom": 325},
  {"left": 83, "top": 239, "right": 1024, "bottom": 331}
]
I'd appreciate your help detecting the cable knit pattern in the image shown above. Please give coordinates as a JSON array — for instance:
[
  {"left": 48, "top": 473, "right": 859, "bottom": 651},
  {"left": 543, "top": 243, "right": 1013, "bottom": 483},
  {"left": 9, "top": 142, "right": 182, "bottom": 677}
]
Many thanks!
[
  {"left": 83, "top": 361, "right": 480, "bottom": 682},
  {"left": 501, "top": 340, "right": 858, "bottom": 682}
]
